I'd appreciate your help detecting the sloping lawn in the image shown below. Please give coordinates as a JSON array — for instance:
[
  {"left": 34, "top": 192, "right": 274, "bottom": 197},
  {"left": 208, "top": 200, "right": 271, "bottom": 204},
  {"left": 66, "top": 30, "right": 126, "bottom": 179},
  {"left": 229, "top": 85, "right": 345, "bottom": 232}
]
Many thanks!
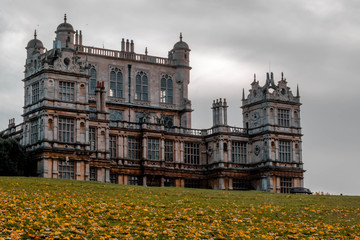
[{"left": 0, "top": 177, "right": 359, "bottom": 239}]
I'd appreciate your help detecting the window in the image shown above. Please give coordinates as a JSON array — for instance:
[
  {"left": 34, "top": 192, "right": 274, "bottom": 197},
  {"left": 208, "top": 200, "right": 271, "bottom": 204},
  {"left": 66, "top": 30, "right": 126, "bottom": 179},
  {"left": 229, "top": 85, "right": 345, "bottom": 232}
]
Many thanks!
[
  {"left": 233, "top": 179, "right": 249, "bottom": 190},
  {"left": 160, "top": 74, "right": 173, "bottom": 104},
  {"left": 164, "top": 178, "right": 175, "bottom": 187},
  {"left": 135, "top": 112, "right": 144, "bottom": 123},
  {"left": 147, "top": 138, "right": 159, "bottom": 160},
  {"left": 89, "top": 167, "right": 97, "bottom": 181},
  {"left": 232, "top": 142, "right": 247, "bottom": 163},
  {"left": 58, "top": 118, "right": 74, "bottom": 143},
  {"left": 30, "top": 119, "right": 38, "bottom": 144},
  {"left": 109, "top": 109, "right": 124, "bottom": 121},
  {"left": 185, "top": 179, "right": 201, "bottom": 188},
  {"left": 110, "top": 68, "right": 123, "bottom": 98},
  {"left": 89, "top": 107, "right": 96, "bottom": 119},
  {"left": 135, "top": 71, "right": 148, "bottom": 101},
  {"left": 280, "top": 177, "right": 292, "bottom": 193},
  {"left": 184, "top": 142, "right": 200, "bottom": 164},
  {"left": 58, "top": 160, "right": 75, "bottom": 179},
  {"left": 129, "top": 176, "right": 141, "bottom": 185},
  {"left": 89, "top": 127, "right": 96, "bottom": 151},
  {"left": 165, "top": 140, "right": 174, "bottom": 162},
  {"left": 59, "top": 81, "right": 75, "bottom": 102},
  {"left": 279, "top": 141, "right": 291, "bottom": 162},
  {"left": 32, "top": 82, "right": 39, "bottom": 103},
  {"left": 278, "top": 109, "right": 290, "bottom": 127},
  {"left": 110, "top": 174, "right": 117, "bottom": 184},
  {"left": 128, "top": 138, "right": 141, "bottom": 160},
  {"left": 89, "top": 66, "right": 97, "bottom": 95},
  {"left": 110, "top": 135, "right": 117, "bottom": 158}
]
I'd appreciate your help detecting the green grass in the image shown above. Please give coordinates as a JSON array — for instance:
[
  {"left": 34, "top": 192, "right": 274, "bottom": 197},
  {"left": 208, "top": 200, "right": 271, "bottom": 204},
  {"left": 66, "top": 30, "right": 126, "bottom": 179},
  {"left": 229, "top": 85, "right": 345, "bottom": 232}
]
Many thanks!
[{"left": 0, "top": 177, "right": 359, "bottom": 239}]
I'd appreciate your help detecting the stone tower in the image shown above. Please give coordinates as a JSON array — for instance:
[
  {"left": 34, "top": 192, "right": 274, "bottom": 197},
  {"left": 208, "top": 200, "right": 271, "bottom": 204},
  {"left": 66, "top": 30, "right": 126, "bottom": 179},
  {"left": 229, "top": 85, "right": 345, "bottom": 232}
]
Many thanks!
[{"left": 241, "top": 72, "right": 304, "bottom": 192}]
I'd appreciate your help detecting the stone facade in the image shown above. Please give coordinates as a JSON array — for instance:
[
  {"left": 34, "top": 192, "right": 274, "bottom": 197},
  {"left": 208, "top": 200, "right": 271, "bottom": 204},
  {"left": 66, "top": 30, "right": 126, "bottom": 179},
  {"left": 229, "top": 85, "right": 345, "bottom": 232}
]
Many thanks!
[{"left": 4, "top": 15, "right": 304, "bottom": 193}]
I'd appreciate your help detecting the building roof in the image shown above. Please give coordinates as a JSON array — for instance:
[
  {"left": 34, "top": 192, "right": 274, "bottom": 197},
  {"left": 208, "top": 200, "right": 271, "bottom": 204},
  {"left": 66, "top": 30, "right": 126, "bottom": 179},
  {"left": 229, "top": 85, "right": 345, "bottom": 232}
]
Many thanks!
[
  {"left": 26, "top": 30, "right": 44, "bottom": 49},
  {"left": 173, "top": 33, "right": 189, "bottom": 50},
  {"left": 55, "top": 14, "right": 75, "bottom": 33}
]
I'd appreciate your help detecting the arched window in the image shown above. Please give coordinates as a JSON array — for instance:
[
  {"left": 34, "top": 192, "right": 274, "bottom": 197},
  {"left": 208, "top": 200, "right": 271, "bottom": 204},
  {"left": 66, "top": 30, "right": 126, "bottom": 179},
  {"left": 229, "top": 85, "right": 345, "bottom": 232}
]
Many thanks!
[
  {"left": 89, "top": 65, "right": 97, "bottom": 95},
  {"left": 109, "top": 68, "right": 123, "bottom": 98},
  {"left": 135, "top": 71, "right": 148, "bottom": 101},
  {"left": 160, "top": 74, "right": 173, "bottom": 104}
]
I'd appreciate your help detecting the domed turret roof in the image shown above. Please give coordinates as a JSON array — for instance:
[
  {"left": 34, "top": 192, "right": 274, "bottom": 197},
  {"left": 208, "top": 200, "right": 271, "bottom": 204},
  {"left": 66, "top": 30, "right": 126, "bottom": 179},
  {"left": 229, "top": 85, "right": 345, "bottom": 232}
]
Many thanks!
[
  {"left": 173, "top": 33, "right": 189, "bottom": 50},
  {"left": 56, "top": 14, "right": 75, "bottom": 33},
  {"left": 26, "top": 30, "right": 44, "bottom": 49}
]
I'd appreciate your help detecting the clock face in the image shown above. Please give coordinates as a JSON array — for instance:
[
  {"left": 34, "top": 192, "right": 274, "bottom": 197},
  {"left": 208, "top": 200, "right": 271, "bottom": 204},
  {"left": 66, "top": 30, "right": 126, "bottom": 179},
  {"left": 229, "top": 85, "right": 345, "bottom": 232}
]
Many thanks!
[{"left": 251, "top": 112, "right": 260, "bottom": 121}]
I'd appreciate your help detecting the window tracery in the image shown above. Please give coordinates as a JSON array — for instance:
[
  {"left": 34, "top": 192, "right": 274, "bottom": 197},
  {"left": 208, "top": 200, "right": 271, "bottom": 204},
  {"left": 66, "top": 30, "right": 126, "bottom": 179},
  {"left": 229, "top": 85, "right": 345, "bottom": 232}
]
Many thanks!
[
  {"left": 109, "top": 67, "right": 123, "bottom": 98},
  {"left": 135, "top": 71, "right": 148, "bottom": 101},
  {"left": 160, "top": 74, "right": 173, "bottom": 104}
]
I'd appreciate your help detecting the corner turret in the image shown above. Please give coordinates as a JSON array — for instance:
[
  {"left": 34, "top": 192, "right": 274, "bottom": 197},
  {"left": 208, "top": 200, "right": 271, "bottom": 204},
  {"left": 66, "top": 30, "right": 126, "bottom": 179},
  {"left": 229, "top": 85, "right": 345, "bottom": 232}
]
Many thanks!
[
  {"left": 170, "top": 33, "right": 190, "bottom": 66},
  {"left": 54, "top": 14, "right": 75, "bottom": 49},
  {"left": 26, "top": 30, "right": 45, "bottom": 58}
]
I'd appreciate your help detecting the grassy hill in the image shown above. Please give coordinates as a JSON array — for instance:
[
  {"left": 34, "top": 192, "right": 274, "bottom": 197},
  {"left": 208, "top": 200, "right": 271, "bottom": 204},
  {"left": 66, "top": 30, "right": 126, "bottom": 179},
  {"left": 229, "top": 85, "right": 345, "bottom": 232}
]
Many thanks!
[{"left": 0, "top": 177, "right": 359, "bottom": 239}]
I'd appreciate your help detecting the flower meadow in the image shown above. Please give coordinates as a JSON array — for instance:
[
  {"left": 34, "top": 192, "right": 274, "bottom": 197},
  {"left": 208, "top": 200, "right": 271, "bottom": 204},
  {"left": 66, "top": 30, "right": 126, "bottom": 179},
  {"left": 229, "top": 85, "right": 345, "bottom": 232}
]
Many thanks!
[{"left": 0, "top": 177, "right": 359, "bottom": 239}]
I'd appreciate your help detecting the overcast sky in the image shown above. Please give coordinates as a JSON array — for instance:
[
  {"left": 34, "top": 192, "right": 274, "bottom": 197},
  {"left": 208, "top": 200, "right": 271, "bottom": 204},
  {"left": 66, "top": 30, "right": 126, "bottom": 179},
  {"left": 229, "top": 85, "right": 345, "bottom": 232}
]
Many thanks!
[{"left": 1, "top": 0, "right": 359, "bottom": 195}]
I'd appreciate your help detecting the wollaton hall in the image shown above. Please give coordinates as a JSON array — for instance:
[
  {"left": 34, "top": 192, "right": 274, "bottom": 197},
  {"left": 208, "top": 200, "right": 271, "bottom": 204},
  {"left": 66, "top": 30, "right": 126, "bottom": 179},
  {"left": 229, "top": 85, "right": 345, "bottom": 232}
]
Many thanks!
[{"left": 3, "top": 15, "right": 304, "bottom": 193}]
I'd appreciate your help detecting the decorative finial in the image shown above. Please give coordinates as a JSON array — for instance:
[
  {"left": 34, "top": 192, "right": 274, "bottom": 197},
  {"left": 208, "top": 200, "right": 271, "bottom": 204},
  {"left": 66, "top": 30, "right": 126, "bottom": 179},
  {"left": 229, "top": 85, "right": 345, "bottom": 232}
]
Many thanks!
[
  {"left": 64, "top": 14, "right": 67, "bottom": 23},
  {"left": 242, "top": 88, "right": 245, "bottom": 100},
  {"left": 180, "top": 32, "right": 183, "bottom": 42},
  {"left": 34, "top": 30, "right": 37, "bottom": 39},
  {"left": 297, "top": 84, "right": 300, "bottom": 97},
  {"left": 253, "top": 73, "right": 256, "bottom": 82},
  {"left": 145, "top": 47, "right": 148, "bottom": 55},
  {"left": 281, "top": 72, "right": 284, "bottom": 81}
]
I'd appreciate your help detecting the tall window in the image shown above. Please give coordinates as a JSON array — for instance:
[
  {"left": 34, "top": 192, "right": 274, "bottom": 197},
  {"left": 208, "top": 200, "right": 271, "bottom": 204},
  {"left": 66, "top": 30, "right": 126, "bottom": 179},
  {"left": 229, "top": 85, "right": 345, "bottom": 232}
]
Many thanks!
[
  {"left": 89, "top": 167, "right": 97, "bottom": 181},
  {"left": 110, "top": 68, "right": 123, "bottom": 98},
  {"left": 164, "top": 178, "right": 174, "bottom": 187},
  {"left": 58, "top": 118, "right": 74, "bottom": 143},
  {"left": 280, "top": 177, "right": 292, "bottom": 193},
  {"left": 30, "top": 119, "right": 38, "bottom": 144},
  {"left": 32, "top": 82, "right": 39, "bottom": 103},
  {"left": 128, "top": 138, "right": 141, "bottom": 160},
  {"left": 165, "top": 140, "right": 174, "bottom": 162},
  {"left": 279, "top": 141, "right": 291, "bottom": 162},
  {"left": 160, "top": 74, "right": 173, "bottom": 104},
  {"left": 129, "top": 176, "right": 140, "bottom": 185},
  {"left": 59, "top": 81, "right": 75, "bottom": 102},
  {"left": 89, "top": 66, "right": 97, "bottom": 95},
  {"left": 184, "top": 142, "right": 200, "bottom": 164},
  {"left": 89, "top": 127, "right": 96, "bottom": 151},
  {"left": 278, "top": 109, "right": 290, "bottom": 127},
  {"left": 58, "top": 160, "right": 75, "bottom": 179},
  {"left": 110, "top": 174, "right": 117, "bottom": 184},
  {"left": 232, "top": 142, "right": 247, "bottom": 163},
  {"left": 110, "top": 135, "right": 117, "bottom": 158},
  {"left": 147, "top": 138, "right": 159, "bottom": 160},
  {"left": 135, "top": 71, "right": 148, "bottom": 101}
]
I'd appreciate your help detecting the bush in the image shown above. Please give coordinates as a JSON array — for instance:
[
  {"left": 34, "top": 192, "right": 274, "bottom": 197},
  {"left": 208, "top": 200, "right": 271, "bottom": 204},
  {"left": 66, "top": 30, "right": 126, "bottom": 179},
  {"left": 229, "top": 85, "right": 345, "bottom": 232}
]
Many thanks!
[{"left": 0, "top": 133, "right": 27, "bottom": 176}]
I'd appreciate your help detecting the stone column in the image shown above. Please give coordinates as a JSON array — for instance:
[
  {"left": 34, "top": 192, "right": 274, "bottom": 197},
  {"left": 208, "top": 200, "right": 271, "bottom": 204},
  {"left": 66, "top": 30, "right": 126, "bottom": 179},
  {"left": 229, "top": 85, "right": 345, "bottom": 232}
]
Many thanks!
[
  {"left": 219, "top": 139, "right": 224, "bottom": 164},
  {"left": 175, "top": 140, "right": 180, "bottom": 162},
  {"left": 142, "top": 137, "right": 148, "bottom": 160},
  {"left": 180, "top": 141, "right": 184, "bottom": 163},
  {"left": 160, "top": 138, "right": 165, "bottom": 161},
  {"left": 227, "top": 140, "right": 232, "bottom": 162},
  {"left": 219, "top": 178, "right": 225, "bottom": 190},
  {"left": 143, "top": 176, "right": 147, "bottom": 186}
]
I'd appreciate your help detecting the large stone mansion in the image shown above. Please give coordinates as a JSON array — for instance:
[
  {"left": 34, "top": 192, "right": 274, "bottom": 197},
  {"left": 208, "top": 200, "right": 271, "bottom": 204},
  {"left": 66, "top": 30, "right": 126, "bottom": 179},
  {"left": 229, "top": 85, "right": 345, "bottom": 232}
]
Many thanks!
[{"left": 3, "top": 15, "right": 304, "bottom": 193}]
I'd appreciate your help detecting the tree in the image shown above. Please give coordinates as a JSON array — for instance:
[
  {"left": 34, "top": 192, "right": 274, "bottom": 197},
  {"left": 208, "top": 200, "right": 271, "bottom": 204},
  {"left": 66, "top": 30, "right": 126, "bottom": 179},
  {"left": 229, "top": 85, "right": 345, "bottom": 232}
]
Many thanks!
[{"left": 0, "top": 132, "right": 27, "bottom": 176}]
